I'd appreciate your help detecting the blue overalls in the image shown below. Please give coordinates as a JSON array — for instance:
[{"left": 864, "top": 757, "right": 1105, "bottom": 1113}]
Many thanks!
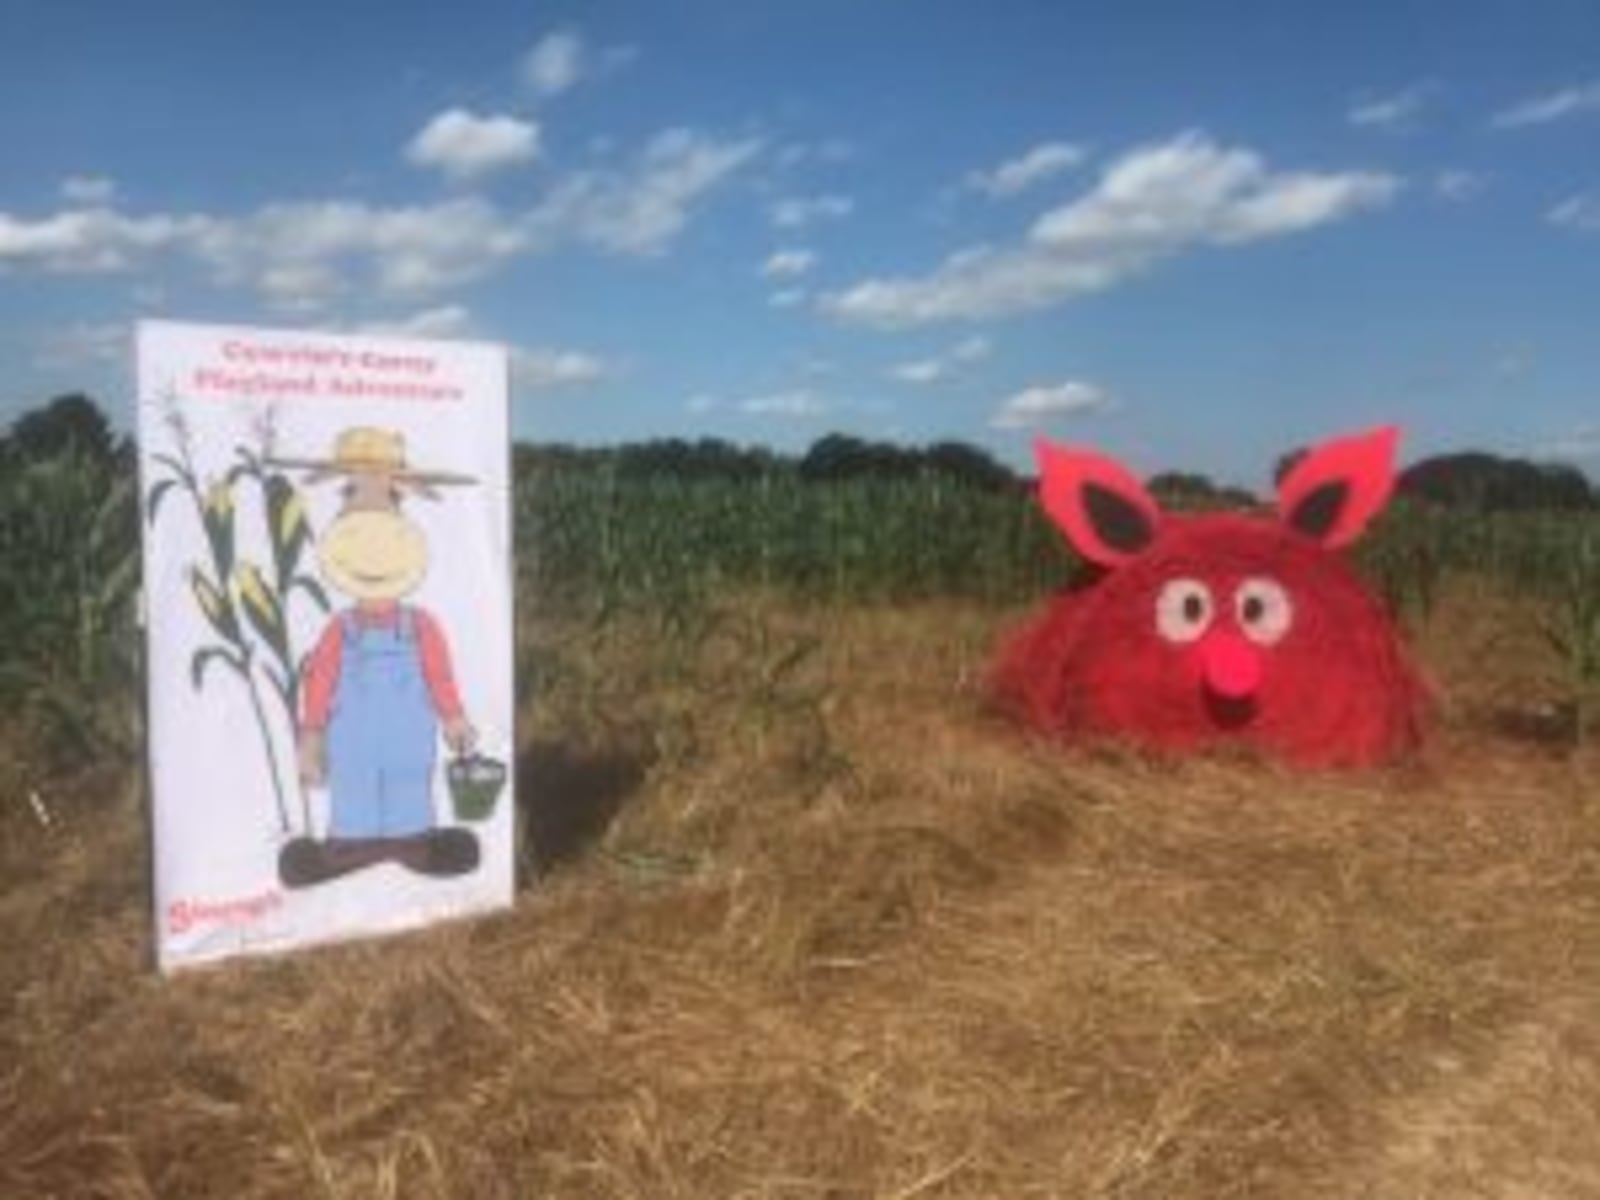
[{"left": 326, "top": 608, "right": 438, "bottom": 838}]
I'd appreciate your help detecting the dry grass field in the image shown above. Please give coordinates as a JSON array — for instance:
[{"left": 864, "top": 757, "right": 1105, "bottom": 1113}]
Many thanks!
[{"left": 2, "top": 585, "right": 1597, "bottom": 1198}]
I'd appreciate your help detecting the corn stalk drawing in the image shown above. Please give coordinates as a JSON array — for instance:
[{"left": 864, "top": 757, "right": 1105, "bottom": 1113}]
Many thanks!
[{"left": 146, "top": 407, "right": 328, "bottom": 833}]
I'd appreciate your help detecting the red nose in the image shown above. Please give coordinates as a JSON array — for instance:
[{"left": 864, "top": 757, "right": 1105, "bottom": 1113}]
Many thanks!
[{"left": 1200, "top": 630, "right": 1261, "bottom": 699}]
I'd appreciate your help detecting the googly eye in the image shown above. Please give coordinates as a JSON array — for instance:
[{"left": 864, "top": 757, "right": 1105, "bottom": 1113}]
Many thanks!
[
  {"left": 1155, "top": 578, "right": 1214, "bottom": 644},
  {"left": 1235, "top": 577, "right": 1293, "bottom": 646}
]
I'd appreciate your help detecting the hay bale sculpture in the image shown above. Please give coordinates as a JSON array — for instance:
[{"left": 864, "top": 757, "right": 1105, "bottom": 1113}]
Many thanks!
[{"left": 991, "top": 426, "right": 1427, "bottom": 767}]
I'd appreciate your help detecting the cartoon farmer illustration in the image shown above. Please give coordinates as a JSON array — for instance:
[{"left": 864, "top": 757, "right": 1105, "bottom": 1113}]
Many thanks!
[{"left": 273, "top": 427, "right": 486, "bottom": 888}]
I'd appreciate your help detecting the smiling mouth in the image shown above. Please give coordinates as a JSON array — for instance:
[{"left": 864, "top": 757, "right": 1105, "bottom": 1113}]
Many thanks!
[
  {"left": 352, "top": 569, "right": 398, "bottom": 585},
  {"left": 1204, "top": 689, "right": 1259, "bottom": 730}
]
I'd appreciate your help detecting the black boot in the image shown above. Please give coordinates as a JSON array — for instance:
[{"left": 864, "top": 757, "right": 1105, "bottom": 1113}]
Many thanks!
[
  {"left": 278, "top": 837, "right": 393, "bottom": 888},
  {"left": 393, "top": 827, "right": 481, "bottom": 877}
]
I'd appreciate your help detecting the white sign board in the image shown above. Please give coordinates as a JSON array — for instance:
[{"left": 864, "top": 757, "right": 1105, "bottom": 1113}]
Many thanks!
[{"left": 136, "top": 319, "right": 515, "bottom": 971}]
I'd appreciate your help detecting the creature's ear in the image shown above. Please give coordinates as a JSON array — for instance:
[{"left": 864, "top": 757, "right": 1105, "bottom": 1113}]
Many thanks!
[
  {"left": 1276, "top": 425, "right": 1400, "bottom": 548},
  {"left": 1035, "top": 439, "right": 1161, "bottom": 567}
]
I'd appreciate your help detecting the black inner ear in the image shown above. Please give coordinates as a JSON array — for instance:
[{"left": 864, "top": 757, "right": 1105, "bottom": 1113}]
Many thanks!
[
  {"left": 1287, "top": 480, "right": 1349, "bottom": 541},
  {"left": 1083, "top": 481, "right": 1155, "bottom": 556}
]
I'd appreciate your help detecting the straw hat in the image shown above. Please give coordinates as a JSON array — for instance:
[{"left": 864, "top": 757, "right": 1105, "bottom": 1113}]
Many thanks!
[{"left": 270, "top": 427, "right": 476, "bottom": 487}]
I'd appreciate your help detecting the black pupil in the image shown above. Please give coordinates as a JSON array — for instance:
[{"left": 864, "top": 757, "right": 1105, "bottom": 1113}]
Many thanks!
[
  {"left": 1242, "top": 594, "right": 1266, "bottom": 624},
  {"left": 1182, "top": 593, "right": 1205, "bottom": 623}
]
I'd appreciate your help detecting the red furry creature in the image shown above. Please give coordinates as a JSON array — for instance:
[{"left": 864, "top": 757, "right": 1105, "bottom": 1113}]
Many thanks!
[{"left": 991, "top": 427, "right": 1428, "bottom": 767}]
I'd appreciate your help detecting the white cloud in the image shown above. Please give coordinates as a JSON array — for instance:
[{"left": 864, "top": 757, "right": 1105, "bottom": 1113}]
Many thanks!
[
  {"left": 529, "top": 127, "right": 762, "bottom": 255},
  {"left": 775, "top": 139, "right": 856, "bottom": 169},
  {"left": 405, "top": 108, "right": 540, "bottom": 180},
  {"left": 522, "top": 28, "right": 635, "bottom": 97},
  {"left": 256, "top": 261, "right": 345, "bottom": 312},
  {"left": 686, "top": 393, "right": 719, "bottom": 414},
  {"left": 768, "top": 288, "right": 807, "bottom": 308},
  {"left": 1434, "top": 169, "right": 1486, "bottom": 203},
  {"left": 0, "top": 126, "right": 755, "bottom": 304},
  {"left": 1548, "top": 191, "right": 1600, "bottom": 232},
  {"left": 762, "top": 248, "right": 816, "bottom": 278},
  {"left": 60, "top": 175, "right": 117, "bottom": 205},
  {"left": 741, "top": 389, "right": 827, "bottom": 417},
  {"left": 524, "top": 30, "right": 585, "bottom": 95},
  {"left": 353, "top": 304, "right": 476, "bottom": 340},
  {"left": 196, "top": 197, "right": 529, "bottom": 308},
  {"left": 0, "top": 207, "right": 212, "bottom": 273},
  {"left": 514, "top": 347, "right": 609, "bottom": 390},
  {"left": 967, "top": 142, "right": 1087, "bottom": 197},
  {"left": 32, "top": 320, "right": 131, "bottom": 371},
  {"left": 889, "top": 358, "right": 944, "bottom": 384},
  {"left": 991, "top": 381, "right": 1112, "bottom": 430},
  {"left": 1347, "top": 83, "right": 1435, "bottom": 132},
  {"left": 951, "top": 335, "right": 991, "bottom": 363},
  {"left": 888, "top": 335, "right": 991, "bottom": 384},
  {"left": 770, "top": 193, "right": 854, "bottom": 228},
  {"left": 0, "top": 196, "right": 518, "bottom": 307},
  {"left": 824, "top": 131, "right": 1400, "bottom": 328},
  {"left": 1491, "top": 80, "right": 1600, "bottom": 128}
]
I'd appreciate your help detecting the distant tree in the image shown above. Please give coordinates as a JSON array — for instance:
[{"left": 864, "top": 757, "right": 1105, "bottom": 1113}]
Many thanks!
[
  {"left": 922, "top": 440, "right": 1018, "bottom": 491},
  {"left": 508, "top": 431, "right": 1024, "bottom": 491},
  {"left": 799, "top": 433, "right": 876, "bottom": 482},
  {"left": 1400, "top": 452, "right": 1594, "bottom": 511},
  {"left": 4, "top": 393, "right": 116, "bottom": 463},
  {"left": 513, "top": 437, "right": 788, "bottom": 482},
  {"left": 616, "top": 438, "right": 691, "bottom": 478},
  {"left": 1147, "top": 470, "right": 1259, "bottom": 512},
  {"left": 617, "top": 437, "right": 782, "bottom": 480},
  {"left": 800, "top": 433, "right": 1019, "bottom": 486},
  {"left": 1533, "top": 462, "right": 1595, "bottom": 509}
]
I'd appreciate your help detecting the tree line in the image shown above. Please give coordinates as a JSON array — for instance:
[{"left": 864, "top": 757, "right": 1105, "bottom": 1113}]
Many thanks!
[{"left": 5, "top": 393, "right": 1598, "bottom": 511}]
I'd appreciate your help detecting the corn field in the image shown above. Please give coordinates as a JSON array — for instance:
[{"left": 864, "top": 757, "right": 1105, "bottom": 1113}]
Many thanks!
[
  {"left": 3, "top": 444, "right": 1600, "bottom": 777},
  {"left": 517, "top": 463, "right": 1071, "bottom": 613}
]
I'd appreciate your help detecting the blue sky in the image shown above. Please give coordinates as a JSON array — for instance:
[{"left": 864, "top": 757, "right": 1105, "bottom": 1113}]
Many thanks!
[{"left": 1, "top": 0, "right": 1597, "bottom": 484}]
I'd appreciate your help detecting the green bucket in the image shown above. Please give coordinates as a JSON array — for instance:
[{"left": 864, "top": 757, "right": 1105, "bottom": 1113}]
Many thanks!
[{"left": 447, "top": 753, "right": 507, "bottom": 822}]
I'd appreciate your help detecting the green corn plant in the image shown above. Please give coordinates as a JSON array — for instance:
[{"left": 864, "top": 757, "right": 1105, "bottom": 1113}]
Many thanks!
[
  {"left": 1357, "top": 503, "right": 1447, "bottom": 630},
  {"left": 1537, "top": 527, "right": 1600, "bottom": 749},
  {"left": 0, "top": 447, "right": 142, "bottom": 770},
  {"left": 509, "top": 459, "right": 1077, "bottom": 612}
]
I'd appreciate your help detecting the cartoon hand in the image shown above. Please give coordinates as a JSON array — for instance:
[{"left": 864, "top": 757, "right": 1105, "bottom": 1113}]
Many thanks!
[
  {"left": 443, "top": 715, "right": 478, "bottom": 757},
  {"left": 298, "top": 728, "right": 328, "bottom": 786}
]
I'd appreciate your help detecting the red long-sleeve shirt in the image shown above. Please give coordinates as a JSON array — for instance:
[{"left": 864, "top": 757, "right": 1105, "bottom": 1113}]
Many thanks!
[{"left": 299, "top": 604, "right": 464, "bottom": 731}]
